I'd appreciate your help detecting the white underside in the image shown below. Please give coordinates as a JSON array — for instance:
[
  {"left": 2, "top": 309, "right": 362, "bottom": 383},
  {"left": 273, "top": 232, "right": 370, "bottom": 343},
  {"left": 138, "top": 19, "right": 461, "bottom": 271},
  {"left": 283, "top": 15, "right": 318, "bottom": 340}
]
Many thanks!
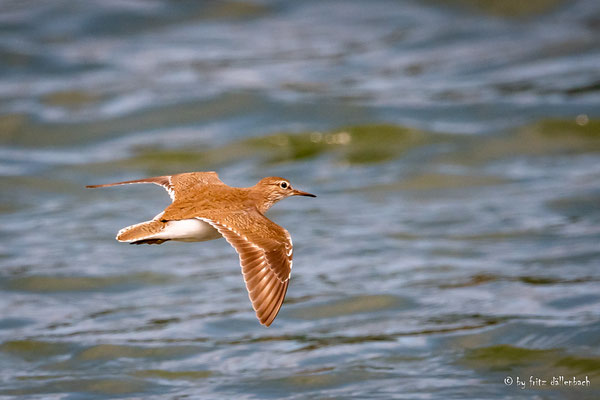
[{"left": 153, "top": 218, "right": 221, "bottom": 242}]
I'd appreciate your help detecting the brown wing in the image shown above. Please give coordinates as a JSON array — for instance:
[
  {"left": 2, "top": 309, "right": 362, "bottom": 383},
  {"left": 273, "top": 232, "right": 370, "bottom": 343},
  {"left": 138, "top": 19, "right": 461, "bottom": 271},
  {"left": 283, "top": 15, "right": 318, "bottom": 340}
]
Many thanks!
[
  {"left": 197, "top": 210, "right": 293, "bottom": 326},
  {"left": 86, "top": 171, "right": 223, "bottom": 202}
]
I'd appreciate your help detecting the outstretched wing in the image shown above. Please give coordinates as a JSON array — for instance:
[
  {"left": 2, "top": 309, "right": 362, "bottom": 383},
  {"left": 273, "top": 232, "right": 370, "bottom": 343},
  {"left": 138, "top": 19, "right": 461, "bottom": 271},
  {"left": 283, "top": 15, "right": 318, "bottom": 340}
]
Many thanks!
[
  {"left": 86, "top": 171, "right": 223, "bottom": 202},
  {"left": 86, "top": 175, "right": 176, "bottom": 200},
  {"left": 197, "top": 209, "right": 293, "bottom": 327}
]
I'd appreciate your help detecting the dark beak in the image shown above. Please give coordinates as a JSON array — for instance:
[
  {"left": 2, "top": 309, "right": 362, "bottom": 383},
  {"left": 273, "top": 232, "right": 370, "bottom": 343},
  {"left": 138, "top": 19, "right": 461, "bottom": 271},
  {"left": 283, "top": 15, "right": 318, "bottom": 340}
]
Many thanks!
[{"left": 292, "top": 189, "right": 316, "bottom": 198}]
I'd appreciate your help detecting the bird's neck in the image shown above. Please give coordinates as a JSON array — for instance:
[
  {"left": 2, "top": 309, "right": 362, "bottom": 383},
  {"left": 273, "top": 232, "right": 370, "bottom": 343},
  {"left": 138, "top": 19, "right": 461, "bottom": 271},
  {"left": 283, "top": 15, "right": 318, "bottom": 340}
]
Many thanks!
[{"left": 248, "top": 186, "right": 278, "bottom": 214}]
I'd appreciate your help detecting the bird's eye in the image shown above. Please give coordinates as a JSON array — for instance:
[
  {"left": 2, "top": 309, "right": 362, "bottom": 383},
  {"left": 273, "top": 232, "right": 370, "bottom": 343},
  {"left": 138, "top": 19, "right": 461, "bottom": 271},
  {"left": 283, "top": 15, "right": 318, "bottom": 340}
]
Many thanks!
[{"left": 280, "top": 182, "right": 289, "bottom": 189}]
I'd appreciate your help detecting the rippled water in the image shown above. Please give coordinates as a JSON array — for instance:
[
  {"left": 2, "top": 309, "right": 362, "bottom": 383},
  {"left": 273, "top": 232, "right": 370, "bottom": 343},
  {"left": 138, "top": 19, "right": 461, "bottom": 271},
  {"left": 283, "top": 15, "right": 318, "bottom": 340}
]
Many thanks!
[{"left": 1, "top": 0, "right": 599, "bottom": 399}]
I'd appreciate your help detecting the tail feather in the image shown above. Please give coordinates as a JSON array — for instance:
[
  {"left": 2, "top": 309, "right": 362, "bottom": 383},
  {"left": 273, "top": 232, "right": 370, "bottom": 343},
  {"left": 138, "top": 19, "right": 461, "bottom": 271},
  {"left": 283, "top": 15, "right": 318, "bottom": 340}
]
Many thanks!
[{"left": 117, "top": 220, "right": 168, "bottom": 245}]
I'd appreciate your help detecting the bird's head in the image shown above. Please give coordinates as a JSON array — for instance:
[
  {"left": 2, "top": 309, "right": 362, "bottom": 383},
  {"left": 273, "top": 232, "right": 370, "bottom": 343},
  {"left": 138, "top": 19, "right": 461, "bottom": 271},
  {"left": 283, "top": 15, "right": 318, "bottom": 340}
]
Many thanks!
[{"left": 253, "top": 177, "right": 316, "bottom": 212}]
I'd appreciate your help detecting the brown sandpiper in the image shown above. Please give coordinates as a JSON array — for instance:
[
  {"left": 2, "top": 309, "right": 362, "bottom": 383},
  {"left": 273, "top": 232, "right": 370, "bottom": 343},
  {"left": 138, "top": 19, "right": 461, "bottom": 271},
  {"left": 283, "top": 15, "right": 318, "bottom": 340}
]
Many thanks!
[{"left": 86, "top": 171, "right": 316, "bottom": 327}]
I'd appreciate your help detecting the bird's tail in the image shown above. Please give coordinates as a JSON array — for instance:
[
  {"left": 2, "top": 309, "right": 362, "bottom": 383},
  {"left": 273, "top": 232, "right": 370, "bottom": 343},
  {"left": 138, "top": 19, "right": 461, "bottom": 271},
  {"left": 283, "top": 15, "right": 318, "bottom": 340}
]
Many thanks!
[{"left": 117, "top": 220, "right": 169, "bottom": 245}]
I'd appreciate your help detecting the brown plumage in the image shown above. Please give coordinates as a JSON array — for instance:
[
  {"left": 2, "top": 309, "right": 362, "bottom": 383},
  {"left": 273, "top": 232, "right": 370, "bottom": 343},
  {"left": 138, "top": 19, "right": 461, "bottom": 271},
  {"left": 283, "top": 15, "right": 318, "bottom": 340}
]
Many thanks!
[{"left": 87, "top": 171, "right": 316, "bottom": 326}]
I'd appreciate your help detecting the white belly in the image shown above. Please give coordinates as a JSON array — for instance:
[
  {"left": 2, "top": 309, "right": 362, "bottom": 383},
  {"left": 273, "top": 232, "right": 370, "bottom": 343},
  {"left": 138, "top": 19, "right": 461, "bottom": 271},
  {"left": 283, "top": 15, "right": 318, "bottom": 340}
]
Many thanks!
[{"left": 156, "top": 219, "right": 221, "bottom": 242}]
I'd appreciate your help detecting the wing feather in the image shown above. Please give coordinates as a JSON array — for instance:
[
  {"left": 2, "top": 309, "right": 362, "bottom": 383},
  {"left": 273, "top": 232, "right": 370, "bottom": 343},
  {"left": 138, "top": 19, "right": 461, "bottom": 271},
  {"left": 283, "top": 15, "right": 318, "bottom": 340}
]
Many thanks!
[
  {"left": 197, "top": 212, "right": 292, "bottom": 327},
  {"left": 86, "top": 171, "right": 224, "bottom": 203},
  {"left": 86, "top": 176, "right": 176, "bottom": 201}
]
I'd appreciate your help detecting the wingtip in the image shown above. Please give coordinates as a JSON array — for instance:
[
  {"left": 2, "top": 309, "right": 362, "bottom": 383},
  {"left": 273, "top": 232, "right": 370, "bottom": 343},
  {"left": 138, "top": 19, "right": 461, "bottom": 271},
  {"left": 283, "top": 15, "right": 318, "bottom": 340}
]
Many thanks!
[
  {"left": 260, "top": 314, "right": 277, "bottom": 327},
  {"left": 86, "top": 183, "right": 112, "bottom": 188},
  {"left": 256, "top": 309, "right": 274, "bottom": 327}
]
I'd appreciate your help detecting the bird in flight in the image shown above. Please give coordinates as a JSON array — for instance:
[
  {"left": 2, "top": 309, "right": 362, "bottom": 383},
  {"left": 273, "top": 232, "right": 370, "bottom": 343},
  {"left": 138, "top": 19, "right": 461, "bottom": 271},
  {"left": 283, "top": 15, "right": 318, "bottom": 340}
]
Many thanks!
[{"left": 87, "top": 171, "right": 316, "bottom": 327}]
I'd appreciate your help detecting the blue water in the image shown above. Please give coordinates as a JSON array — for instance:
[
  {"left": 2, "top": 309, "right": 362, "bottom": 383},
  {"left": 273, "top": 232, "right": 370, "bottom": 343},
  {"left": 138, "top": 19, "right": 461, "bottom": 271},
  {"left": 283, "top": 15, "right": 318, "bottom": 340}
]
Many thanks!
[{"left": 0, "top": 0, "right": 599, "bottom": 399}]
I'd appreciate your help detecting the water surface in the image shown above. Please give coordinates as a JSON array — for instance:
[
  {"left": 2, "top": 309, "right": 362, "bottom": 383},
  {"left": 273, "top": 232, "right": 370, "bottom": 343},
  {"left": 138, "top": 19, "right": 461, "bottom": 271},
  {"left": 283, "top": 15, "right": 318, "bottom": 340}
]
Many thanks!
[{"left": 1, "top": 0, "right": 599, "bottom": 399}]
